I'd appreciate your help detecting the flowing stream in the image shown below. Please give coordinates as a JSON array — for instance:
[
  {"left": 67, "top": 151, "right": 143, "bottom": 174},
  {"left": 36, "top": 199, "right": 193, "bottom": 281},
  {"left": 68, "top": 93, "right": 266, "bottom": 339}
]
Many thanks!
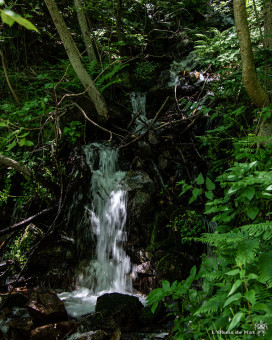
[{"left": 59, "top": 143, "right": 133, "bottom": 317}]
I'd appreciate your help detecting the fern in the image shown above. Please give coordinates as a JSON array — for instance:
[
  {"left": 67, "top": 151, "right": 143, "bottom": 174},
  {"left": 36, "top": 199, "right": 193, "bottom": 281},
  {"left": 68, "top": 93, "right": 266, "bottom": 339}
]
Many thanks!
[
  {"left": 195, "top": 290, "right": 227, "bottom": 315},
  {"left": 242, "top": 222, "right": 272, "bottom": 239},
  {"left": 258, "top": 251, "right": 272, "bottom": 287},
  {"left": 235, "top": 238, "right": 259, "bottom": 265}
]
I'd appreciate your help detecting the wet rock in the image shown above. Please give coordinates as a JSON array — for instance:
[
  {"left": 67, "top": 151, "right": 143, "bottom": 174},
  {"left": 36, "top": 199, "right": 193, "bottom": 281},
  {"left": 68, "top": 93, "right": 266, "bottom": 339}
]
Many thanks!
[
  {"left": 139, "top": 303, "right": 166, "bottom": 326},
  {"left": 95, "top": 293, "right": 144, "bottom": 331},
  {"left": 133, "top": 261, "right": 157, "bottom": 294},
  {"left": 148, "top": 130, "right": 159, "bottom": 145},
  {"left": 30, "top": 321, "right": 79, "bottom": 340},
  {"left": 27, "top": 291, "right": 68, "bottom": 323},
  {"left": 123, "top": 171, "right": 155, "bottom": 246},
  {"left": 156, "top": 253, "right": 194, "bottom": 282},
  {"left": 0, "top": 292, "right": 28, "bottom": 308},
  {"left": 6, "top": 317, "right": 34, "bottom": 340},
  {"left": 77, "top": 330, "right": 109, "bottom": 340}
]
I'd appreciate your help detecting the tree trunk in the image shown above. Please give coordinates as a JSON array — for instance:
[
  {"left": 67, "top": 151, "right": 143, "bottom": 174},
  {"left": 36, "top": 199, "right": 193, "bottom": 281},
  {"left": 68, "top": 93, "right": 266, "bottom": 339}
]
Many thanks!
[
  {"left": 264, "top": 0, "right": 272, "bottom": 49},
  {"left": 233, "top": 0, "right": 270, "bottom": 108},
  {"left": 74, "top": 0, "right": 97, "bottom": 62},
  {"left": 44, "top": 0, "right": 108, "bottom": 121},
  {"left": 116, "top": 0, "right": 123, "bottom": 56},
  {"left": 0, "top": 154, "right": 32, "bottom": 178}
]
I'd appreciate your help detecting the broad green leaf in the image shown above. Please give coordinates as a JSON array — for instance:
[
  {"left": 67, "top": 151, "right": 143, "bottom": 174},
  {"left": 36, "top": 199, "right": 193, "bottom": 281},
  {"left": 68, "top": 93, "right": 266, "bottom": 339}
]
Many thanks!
[
  {"left": 226, "top": 269, "right": 240, "bottom": 276},
  {"left": 196, "top": 173, "right": 204, "bottom": 185},
  {"left": 253, "top": 303, "right": 272, "bottom": 313},
  {"left": 205, "top": 190, "right": 214, "bottom": 200},
  {"left": 227, "top": 186, "right": 238, "bottom": 195},
  {"left": 244, "top": 290, "right": 256, "bottom": 305},
  {"left": 228, "top": 279, "right": 242, "bottom": 296},
  {"left": 6, "top": 139, "right": 16, "bottom": 150},
  {"left": 162, "top": 280, "right": 171, "bottom": 293},
  {"left": 223, "top": 293, "right": 242, "bottom": 308},
  {"left": 151, "top": 301, "right": 158, "bottom": 313},
  {"left": 1, "top": 9, "right": 39, "bottom": 32},
  {"left": 206, "top": 177, "right": 215, "bottom": 191},
  {"left": 243, "top": 187, "right": 255, "bottom": 201},
  {"left": 227, "top": 311, "right": 244, "bottom": 332},
  {"left": 1, "top": 9, "right": 14, "bottom": 26},
  {"left": 266, "top": 184, "right": 272, "bottom": 191},
  {"left": 247, "top": 207, "right": 259, "bottom": 220},
  {"left": 247, "top": 273, "right": 258, "bottom": 281}
]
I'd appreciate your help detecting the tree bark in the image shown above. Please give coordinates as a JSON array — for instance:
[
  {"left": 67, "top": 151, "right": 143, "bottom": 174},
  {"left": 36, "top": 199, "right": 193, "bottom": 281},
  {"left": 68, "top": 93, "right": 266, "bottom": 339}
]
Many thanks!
[
  {"left": 0, "top": 154, "right": 32, "bottom": 178},
  {"left": 74, "top": 0, "right": 97, "bottom": 62},
  {"left": 116, "top": 0, "right": 123, "bottom": 56},
  {"left": 264, "top": 0, "right": 272, "bottom": 49},
  {"left": 0, "top": 154, "right": 59, "bottom": 194},
  {"left": 233, "top": 0, "right": 270, "bottom": 108},
  {"left": 44, "top": 0, "right": 108, "bottom": 121}
]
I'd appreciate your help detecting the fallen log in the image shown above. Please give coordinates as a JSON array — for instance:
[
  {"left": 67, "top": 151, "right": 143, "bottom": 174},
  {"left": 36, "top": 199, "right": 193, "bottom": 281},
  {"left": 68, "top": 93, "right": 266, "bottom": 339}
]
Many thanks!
[{"left": 0, "top": 207, "right": 55, "bottom": 237}]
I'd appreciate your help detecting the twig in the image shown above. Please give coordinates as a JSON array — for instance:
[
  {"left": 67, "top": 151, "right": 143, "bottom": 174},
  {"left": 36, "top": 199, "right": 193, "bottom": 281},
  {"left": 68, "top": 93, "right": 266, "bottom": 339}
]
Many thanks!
[
  {"left": 73, "top": 102, "right": 124, "bottom": 141},
  {"left": 0, "top": 207, "right": 55, "bottom": 237},
  {"left": 127, "top": 110, "right": 142, "bottom": 129},
  {"left": 0, "top": 50, "right": 21, "bottom": 106},
  {"left": 120, "top": 97, "right": 170, "bottom": 149}
]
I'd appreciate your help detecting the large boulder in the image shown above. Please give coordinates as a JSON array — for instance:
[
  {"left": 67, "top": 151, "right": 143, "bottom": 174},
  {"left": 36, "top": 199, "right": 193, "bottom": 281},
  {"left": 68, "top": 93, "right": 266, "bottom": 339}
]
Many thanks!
[
  {"left": 123, "top": 171, "right": 155, "bottom": 248},
  {"left": 30, "top": 321, "right": 79, "bottom": 340},
  {"left": 27, "top": 291, "right": 68, "bottom": 324},
  {"left": 95, "top": 293, "right": 144, "bottom": 331}
]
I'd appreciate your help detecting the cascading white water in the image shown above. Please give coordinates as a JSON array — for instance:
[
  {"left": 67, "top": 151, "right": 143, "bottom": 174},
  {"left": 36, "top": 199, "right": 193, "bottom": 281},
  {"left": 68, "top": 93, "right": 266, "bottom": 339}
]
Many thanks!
[
  {"left": 130, "top": 92, "right": 149, "bottom": 133},
  {"left": 59, "top": 143, "right": 133, "bottom": 317},
  {"left": 80, "top": 143, "right": 132, "bottom": 293}
]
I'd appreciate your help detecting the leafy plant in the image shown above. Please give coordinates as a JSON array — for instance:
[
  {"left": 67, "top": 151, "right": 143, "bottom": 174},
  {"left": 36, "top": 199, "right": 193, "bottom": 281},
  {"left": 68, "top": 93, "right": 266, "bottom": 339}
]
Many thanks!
[{"left": 167, "top": 210, "right": 205, "bottom": 243}]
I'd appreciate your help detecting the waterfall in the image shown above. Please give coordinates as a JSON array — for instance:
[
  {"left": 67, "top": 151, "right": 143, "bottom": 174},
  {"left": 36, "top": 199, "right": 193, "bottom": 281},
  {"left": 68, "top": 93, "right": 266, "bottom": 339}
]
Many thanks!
[
  {"left": 59, "top": 143, "right": 133, "bottom": 317},
  {"left": 130, "top": 92, "right": 149, "bottom": 133},
  {"left": 80, "top": 143, "right": 132, "bottom": 293}
]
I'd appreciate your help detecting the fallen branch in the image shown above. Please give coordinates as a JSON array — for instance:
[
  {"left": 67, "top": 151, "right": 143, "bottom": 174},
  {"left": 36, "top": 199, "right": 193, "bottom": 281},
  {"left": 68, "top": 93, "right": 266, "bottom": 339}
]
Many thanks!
[
  {"left": 120, "top": 97, "right": 170, "bottom": 149},
  {"left": 0, "top": 50, "right": 21, "bottom": 106},
  {"left": 73, "top": 102, "right": 124, "bottom": 141},
  {"left": 0, "top": 154, "right": 32, "bottom": 178},
  {"left": 0, "top": 207, "right": 55, "bottom": 237}
]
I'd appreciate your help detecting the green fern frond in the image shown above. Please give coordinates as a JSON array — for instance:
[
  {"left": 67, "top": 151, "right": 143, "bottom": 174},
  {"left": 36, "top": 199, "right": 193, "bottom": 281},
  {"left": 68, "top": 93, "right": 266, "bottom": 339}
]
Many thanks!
[
  {"left": 242, "top": 222, "right": 272, "bottom": 239},
  {"left": 201, "top": 271, "right": 225, "bottom": 281},
  {"left": 253, "top": 284, "right": 272, "bottom": 303},
  {"left": 235, "top": 238, "right": 259, "bottom": 265},
  {"left": 195, "top": 290, "right": 227, "bottom": 315},
  {"left": 258, "top": 251, "right": 272, "bottom": 287}
]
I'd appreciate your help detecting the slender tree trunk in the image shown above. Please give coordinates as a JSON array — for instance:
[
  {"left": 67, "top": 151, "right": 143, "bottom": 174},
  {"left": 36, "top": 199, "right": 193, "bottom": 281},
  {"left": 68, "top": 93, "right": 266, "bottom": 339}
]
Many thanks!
[
  {"left": 44, "top": 0, "right": 108, "bottom": 121},
  {"left": 233, "top": 0, "right": 270, "bottom": 108},
  {"left": 116, "top": 0, "right": 123, "bottom": 46},
  {"left": 264, "top": 0, "right": 272, "bottom": 49},
  {"left": 0, "top": 154, "right": 32, "bottom": 178},
  {"left": 74, "top": 0, "right": 97, "bottom": 62}
]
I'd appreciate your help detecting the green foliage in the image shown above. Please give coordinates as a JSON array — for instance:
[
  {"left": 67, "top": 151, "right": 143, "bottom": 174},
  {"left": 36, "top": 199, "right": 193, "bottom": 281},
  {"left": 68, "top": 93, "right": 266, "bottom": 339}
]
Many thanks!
[
  {"left": 134, "top": 61, "right": 158, "bottom": 81},
  {"left": 166, "top": 210, "right": 205, "bottom": 243},
  {"left": 4, "top": 224, "right": 42, "bottom": 267},
  {"left": 63, "top": 121, "right": 84, "bottom": 144},
  {"left": 0, "top": 1, "right": 38, "bottom": 32}
]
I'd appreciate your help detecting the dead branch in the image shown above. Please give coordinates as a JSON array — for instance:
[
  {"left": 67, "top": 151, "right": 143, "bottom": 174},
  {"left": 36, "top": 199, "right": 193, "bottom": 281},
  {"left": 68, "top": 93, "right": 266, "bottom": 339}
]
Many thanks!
[
  {"left": 0, "top": 50, "right": 21, "bottom": 106},
  {"left": 127, "top": 110, "right": 142, "bottom": 129},
  {"left": 0, "top": 154, "right": 32, "bottom": 178},
  {"left": 73, "top": 102, "right": 124, "bottom": 141},
  {"left": 120, "top": 97, "right": 170, "bottom": 149},
  {"left": 0, "top": 207, "right": 55, "bottom": 237}
]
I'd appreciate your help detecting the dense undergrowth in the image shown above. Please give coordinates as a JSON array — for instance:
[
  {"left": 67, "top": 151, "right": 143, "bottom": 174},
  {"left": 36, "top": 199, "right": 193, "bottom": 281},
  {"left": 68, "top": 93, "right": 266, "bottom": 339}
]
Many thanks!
[{"left": 1, "top": 0, "right": 272, "bottom": 339}]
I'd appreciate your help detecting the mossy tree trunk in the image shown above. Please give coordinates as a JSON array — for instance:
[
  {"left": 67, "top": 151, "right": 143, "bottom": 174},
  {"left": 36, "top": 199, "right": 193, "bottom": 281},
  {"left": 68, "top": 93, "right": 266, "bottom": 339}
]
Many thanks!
[
  {"left": 44, "top": 0, "right": 108, "bottom": 121},
  {"left": 233, "top": 0, "right": 272, "bottom": 138},
  {"left": 74, "top": 0, "right": 97, "bottom": 62}
]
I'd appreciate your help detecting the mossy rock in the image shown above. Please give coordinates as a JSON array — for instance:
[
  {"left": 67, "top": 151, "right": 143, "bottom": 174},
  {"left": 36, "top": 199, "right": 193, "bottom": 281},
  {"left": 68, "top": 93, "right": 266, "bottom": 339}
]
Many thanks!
[{"left": 156, "top": 253, "right": 193, "bottom": 283}]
